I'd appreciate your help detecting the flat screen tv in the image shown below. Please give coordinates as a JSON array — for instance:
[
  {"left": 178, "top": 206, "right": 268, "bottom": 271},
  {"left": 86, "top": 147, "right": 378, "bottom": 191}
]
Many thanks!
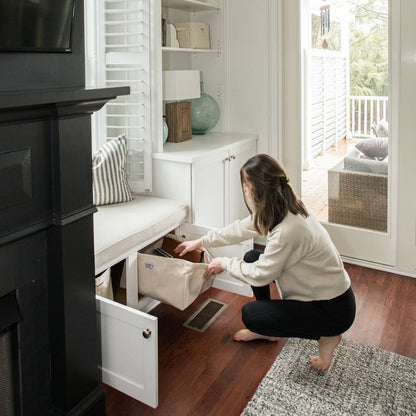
[{"left": 0, "top": 0, "right": 75, "bottom": 53}]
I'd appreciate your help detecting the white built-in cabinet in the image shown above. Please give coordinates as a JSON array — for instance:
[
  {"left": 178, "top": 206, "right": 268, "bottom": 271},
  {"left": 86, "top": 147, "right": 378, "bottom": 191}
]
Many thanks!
[
  {"left": 153, "top": 0, "right": 259, "bottom": 229},
  {"left": 153, "top": 132, "right": 257, "bottom": 228},
  {"left": 88, "top": 0, "right": 259, "bottom": 410}
]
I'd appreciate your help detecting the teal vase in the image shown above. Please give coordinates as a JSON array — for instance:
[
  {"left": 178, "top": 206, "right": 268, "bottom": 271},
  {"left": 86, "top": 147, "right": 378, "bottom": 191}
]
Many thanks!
[
  {"left": 163, "top": 117, "right": 169, "bottom": 143},
  {"left": 190, "top": 82, "right": 220, "bottom": 135}
]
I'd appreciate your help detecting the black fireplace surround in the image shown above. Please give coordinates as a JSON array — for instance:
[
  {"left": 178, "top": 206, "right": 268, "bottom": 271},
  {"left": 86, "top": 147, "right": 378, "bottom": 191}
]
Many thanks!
[{"left": 0, "top": 1, "right": 128, "bottom": 415}]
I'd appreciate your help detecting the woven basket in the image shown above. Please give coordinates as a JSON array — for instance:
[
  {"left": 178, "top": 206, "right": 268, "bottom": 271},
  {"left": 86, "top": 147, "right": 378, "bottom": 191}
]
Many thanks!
[{"left": 328, "top": 160, "right": 387, "bottom": 232}]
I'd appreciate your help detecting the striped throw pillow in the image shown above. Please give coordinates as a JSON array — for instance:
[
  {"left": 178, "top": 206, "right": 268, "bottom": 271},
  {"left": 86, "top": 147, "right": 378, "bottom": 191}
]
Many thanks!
[{"left": 92, "top": 135, "right": 134, "bottom": 205}]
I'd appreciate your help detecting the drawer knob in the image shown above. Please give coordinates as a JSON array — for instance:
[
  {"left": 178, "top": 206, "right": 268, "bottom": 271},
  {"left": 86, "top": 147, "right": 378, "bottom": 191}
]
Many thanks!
[{"left": 142, "top": 329, "right": 152, "bottom": 339}]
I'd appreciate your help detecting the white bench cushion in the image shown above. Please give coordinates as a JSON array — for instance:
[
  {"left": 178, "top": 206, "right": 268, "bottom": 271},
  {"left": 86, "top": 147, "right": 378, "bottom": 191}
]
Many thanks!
[{"left": 94, "top": 195, "right": 188, "bottom": 272}]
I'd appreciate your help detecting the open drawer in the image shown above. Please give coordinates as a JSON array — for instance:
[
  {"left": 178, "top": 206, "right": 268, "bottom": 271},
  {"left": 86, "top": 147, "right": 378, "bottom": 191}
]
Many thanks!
[
  {"left": 95, "top": 222, "right": 253, "bottom": 409},
  {"left": 176, "top": 223, "right": 253, "bottom": 297}
]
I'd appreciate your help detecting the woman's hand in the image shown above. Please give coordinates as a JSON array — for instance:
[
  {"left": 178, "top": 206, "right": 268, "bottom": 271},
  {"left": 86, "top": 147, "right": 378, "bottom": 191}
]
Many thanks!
[
  {"left": 174, "top": 239, "right": 202, "bottom": 257},
  {"left": 203, "top": 258, "right": 224, "bottom": 280}
]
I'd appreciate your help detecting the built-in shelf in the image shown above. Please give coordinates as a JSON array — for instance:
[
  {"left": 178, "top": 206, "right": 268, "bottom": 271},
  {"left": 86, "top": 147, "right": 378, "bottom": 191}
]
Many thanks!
[
  {"left": 153, "top": 132, "right": 258, "bottom": 163},
  {"left": 162, "top": 0, "right": 218, "bottom": 12},
  {"left": 162, "top": 46, "right": 219, "bottom": 53}
]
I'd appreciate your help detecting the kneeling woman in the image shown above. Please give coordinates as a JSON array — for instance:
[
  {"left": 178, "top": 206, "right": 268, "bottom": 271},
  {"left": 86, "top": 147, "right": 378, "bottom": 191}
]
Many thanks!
[{"left": 175, "top": 154, "right": 356, "bottom": 371}]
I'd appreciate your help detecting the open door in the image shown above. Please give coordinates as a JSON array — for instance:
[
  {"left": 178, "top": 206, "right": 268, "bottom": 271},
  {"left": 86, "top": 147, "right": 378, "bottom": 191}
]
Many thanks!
[{"left": 282, "top": 0, "right": 395, "bottom": 266}]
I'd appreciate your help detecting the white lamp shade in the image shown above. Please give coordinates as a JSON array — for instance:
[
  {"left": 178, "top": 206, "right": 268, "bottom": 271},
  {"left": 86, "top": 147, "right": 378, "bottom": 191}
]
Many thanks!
[{"left": 163, "top": 70, "right": 201, "bottom": 101}]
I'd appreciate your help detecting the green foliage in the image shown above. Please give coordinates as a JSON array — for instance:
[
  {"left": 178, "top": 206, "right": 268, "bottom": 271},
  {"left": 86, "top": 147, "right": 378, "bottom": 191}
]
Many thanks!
[
  {"left": 312, "top": 0, "right": 388, "bottom": 96},
  {"left": 347, "top": 0, "right": 388, "bottom": 96}
]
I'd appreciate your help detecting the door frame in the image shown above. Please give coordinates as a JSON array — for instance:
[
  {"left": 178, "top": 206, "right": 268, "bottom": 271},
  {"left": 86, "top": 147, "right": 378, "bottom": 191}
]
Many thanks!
[{"left": 279, "top": 0, "right": 398, "bottom": 267}]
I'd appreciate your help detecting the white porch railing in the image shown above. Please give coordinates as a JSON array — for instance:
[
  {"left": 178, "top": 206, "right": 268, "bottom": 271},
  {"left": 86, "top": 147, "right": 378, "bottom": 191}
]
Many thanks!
[{"left": 349, "top": 95, "right": 388, "bottom": 138}]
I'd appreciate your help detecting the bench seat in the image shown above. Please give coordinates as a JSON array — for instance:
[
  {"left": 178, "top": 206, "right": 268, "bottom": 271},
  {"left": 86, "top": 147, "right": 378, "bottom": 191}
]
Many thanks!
[{"left": 94, "top": 195, "right": 188, "bottom": 274}]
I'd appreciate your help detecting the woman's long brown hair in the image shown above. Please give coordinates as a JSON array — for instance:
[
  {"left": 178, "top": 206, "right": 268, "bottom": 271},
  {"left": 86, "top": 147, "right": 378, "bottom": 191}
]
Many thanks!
[{"left": 240, "top": 154, "right": 309, "bottom": 235}]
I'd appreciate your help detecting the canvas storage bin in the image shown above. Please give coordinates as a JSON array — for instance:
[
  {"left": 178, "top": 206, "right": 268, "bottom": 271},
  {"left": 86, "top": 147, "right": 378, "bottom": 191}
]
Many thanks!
[
  {"left": 95, "top": 268, "right": 114, "bottom": 300},
  {"left": 174, "top": 22, "right": 210, "bottom": 49},
  {"left": 137, "top": 235, "right": 212, "bottom": 310}
]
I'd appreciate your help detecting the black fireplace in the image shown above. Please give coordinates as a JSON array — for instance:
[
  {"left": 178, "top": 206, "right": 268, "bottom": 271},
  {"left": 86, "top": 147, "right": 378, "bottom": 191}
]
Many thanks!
[
  {"left": 0, "top": 329, "right": 17, "bottom": 415},
  {"left": 0, "top": 295, "right": 20, "bottom": 416},
  {"left": 0, "top": 1, "right": 128, "bottom": 415}
]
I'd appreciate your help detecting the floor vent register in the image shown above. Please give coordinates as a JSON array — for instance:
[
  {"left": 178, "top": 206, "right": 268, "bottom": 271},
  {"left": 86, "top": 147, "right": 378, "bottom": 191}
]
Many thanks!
[{"left": 183, "top": 299, "right": 227, "bottom": 333}]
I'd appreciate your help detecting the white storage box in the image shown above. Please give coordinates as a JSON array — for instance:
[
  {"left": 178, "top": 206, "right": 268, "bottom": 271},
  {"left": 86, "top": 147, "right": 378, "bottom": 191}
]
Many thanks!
[
  {"left": 137, "top": 236, "right": 213, "bottom": 310},
  {"left": 174, "top": 22, "right": 211, "bottom": 49}
]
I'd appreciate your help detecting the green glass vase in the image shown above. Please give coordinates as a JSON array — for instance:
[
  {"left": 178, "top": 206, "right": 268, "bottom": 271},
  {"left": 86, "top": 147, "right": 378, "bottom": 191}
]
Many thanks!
[
  {"left": 163, "top": 116, "right": 169, "bottom": 143},
  {"left": 190, "top": 82, "right": 220, "bottom": 135}
]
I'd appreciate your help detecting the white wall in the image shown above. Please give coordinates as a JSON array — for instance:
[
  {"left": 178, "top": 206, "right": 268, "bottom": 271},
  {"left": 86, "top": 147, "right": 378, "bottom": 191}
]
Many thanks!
[{"left": 224, "top": 0, "right": 279, "bottom": 156}]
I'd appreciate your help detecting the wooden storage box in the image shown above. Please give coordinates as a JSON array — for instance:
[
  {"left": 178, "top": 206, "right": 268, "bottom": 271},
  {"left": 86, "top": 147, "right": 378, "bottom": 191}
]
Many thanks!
[{"left": 165, "top": 101, "right": 192, "bottom": 143}]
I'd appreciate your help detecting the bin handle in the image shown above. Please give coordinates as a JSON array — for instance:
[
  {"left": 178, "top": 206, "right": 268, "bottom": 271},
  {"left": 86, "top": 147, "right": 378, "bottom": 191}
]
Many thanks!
[{"left": 203, "top": 249, "right": 213, "bottom": 264}]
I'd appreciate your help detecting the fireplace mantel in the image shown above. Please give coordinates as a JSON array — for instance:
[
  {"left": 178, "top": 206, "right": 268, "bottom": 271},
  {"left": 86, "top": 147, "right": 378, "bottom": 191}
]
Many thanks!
[
  {"left": 0, "top": 86, "right": 129, "bottom": 110},
  {"left": 0, "top": 86, "right": 130, "bottom": 122},
  {"left": 0, "top": 86, "right": 129, "bottom": 415}
]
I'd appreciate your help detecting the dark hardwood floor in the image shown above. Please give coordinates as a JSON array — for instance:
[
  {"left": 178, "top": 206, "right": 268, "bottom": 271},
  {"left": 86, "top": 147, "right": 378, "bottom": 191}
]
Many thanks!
[{"left": 102, "top": 264, "right": 416, "bottom": 415}]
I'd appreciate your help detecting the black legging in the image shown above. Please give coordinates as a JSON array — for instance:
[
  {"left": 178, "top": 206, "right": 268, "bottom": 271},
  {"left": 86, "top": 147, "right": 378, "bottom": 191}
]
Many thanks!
[{"left": 241, "top": 249, "right": 356, "bottom": 340}]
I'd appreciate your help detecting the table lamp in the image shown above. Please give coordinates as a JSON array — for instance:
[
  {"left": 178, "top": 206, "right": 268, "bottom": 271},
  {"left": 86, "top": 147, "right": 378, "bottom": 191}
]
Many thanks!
[{"left": 163, "top": 70, "right": 200, "bottom": 142}]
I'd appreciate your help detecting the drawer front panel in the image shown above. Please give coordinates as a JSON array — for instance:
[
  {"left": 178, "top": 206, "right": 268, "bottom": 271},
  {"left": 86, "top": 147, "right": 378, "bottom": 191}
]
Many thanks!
[{"left": 96, "top": 295, "right": 158, "bottom": 408}]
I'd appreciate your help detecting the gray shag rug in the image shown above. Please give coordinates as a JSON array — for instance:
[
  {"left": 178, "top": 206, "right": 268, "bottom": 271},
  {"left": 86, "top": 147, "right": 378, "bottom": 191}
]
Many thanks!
[{"left": 241, "top": 338, "right": 416, "bottom": 416}]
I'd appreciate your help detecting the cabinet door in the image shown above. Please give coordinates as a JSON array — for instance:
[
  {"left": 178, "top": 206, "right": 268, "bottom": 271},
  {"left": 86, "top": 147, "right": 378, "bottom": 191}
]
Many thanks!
[
  {"left": 227, "top": 141, "right": 257, "bottom": 224},
  {"left": 96, "top": 295, "right": 158, "bottom": 408},
  {"left": 193, "top": 150, "right": 228, "bottom": 228}
]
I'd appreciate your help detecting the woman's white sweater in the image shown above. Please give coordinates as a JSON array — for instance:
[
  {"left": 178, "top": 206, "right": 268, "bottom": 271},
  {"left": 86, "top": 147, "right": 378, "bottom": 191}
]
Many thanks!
[{"left": 201, "top": 212, "right": 350, "bottom": 302}]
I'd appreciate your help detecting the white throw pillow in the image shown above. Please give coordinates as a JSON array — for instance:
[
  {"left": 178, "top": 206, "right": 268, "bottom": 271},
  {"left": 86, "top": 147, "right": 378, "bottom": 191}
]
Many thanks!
[{"left": 92, "top": 134, "right": 133, "bottom": 206}]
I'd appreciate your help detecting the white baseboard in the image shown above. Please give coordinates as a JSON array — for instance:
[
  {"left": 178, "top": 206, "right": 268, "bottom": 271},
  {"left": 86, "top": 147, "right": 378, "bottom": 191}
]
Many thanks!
[{"left": 341, "top": 256, "right": 416, "bottom": 279}]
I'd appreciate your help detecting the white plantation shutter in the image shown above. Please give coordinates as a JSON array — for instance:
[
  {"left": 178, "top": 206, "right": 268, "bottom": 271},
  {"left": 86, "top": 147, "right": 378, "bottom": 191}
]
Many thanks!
[{"left": 85, "top": 0, "right": 153, "bottom": 193}]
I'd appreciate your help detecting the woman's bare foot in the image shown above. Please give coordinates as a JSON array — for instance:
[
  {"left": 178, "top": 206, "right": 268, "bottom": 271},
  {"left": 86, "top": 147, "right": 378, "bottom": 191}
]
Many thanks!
[
  {"left": 309, "top": 334, "right": 342, "bottom": 371},
  {"left": 233, "top": 329, "right": 279, "bottom": 342}
]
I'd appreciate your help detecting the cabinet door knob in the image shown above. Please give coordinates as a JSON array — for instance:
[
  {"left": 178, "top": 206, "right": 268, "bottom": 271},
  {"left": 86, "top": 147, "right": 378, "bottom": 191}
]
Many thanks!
[
  {"left": 230, "top": 155, "right": 236, "bottom": 160},
  {"left": 142, "top": 329, "right": 152, "bottom": 339},
  {"left": 223, "top": 157, "right": 230, "bottom": 163}
]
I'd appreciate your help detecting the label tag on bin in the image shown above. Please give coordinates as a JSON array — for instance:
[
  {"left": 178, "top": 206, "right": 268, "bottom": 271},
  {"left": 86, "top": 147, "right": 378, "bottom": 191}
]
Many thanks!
[{"left": 144, "top": 262, "right": 154, "bottom": 271}]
